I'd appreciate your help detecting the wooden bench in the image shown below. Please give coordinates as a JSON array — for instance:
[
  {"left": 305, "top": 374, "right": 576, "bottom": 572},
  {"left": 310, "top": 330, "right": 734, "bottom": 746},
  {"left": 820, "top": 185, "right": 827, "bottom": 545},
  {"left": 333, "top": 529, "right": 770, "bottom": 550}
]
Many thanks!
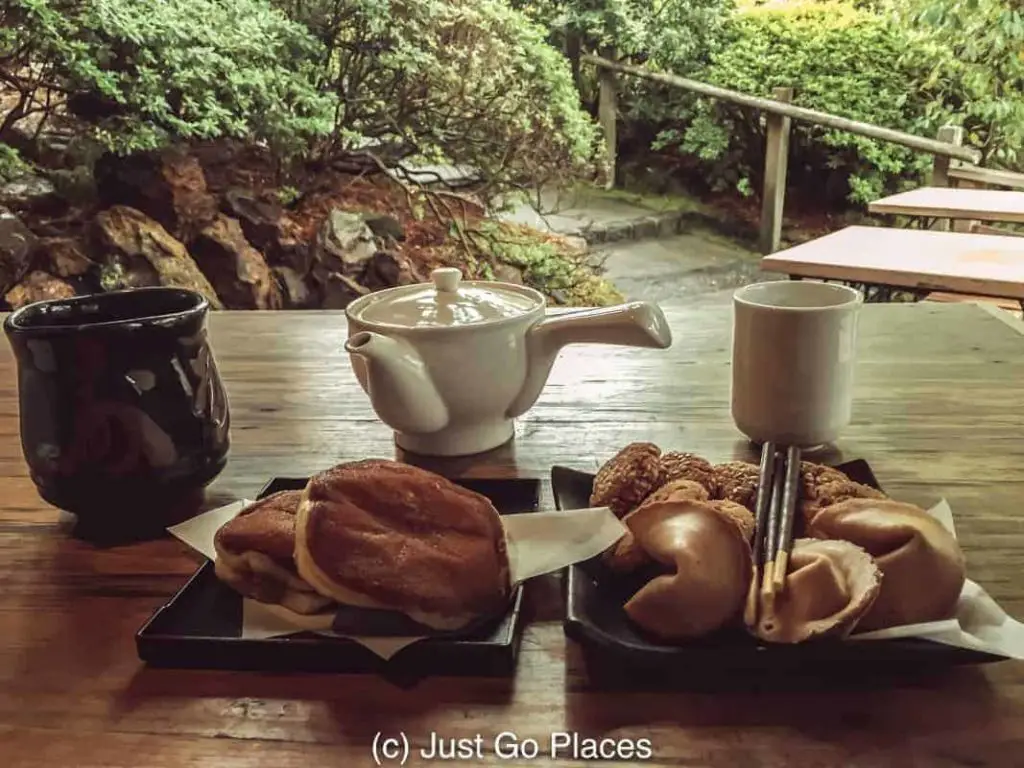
[{"left": 761, "top": 225, "right": 1024, "bottom": 312}]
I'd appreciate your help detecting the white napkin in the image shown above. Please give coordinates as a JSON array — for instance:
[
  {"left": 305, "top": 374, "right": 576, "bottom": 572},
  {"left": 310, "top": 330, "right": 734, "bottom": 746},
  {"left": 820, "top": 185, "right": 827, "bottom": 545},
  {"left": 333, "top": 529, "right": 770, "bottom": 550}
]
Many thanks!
[
  {"left": 847, "top": 498, "right": 1024, "bottom": 659},
  {"left": 168, "top": 499, "right": 626, "bottom": 660}
]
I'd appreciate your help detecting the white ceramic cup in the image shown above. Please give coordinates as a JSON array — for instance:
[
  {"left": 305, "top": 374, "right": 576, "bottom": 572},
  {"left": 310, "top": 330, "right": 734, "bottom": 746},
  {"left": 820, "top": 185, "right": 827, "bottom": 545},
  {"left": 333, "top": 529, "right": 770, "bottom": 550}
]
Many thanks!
[{"left": 731, "top": 281, "right": 863, "bottom": 447}]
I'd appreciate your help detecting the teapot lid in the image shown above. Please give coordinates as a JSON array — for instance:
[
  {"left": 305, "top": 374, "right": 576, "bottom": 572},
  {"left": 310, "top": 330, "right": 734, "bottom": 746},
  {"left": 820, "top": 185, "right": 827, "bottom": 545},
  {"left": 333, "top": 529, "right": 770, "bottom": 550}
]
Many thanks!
[{"left": 352, "top": 267, "right": 541, "bottom": 328}]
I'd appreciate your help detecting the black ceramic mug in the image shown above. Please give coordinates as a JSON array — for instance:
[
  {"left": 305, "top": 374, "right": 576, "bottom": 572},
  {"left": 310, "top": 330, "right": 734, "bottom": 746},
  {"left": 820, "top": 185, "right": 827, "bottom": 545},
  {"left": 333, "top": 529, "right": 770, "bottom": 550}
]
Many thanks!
[{"left": 3, "top": 287, "right": 230, "bottom": 539}]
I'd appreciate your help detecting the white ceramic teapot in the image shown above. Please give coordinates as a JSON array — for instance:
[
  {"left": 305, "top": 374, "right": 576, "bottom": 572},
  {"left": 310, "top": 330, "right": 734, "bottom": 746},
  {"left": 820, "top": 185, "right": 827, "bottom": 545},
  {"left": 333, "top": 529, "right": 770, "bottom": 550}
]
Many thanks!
[{"left": 344, "top": 267, "right": 672, "bottom": 456}]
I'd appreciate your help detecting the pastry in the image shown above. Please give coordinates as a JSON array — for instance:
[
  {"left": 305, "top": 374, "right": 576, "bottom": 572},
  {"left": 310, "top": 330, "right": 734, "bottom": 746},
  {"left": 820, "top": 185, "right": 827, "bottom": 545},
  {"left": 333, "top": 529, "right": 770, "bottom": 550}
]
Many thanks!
[
  {"left": 638, "top": 478, "right": 710, "bottom": 509},
  {"left": 621, "top": 499, "right": 751, "bottom": 640},
  {"left": 706, "top": 499, "right": 755, "bottom": 541},
  {"left": 659, "top": 451, "right": 716, "bottom": 492},
  {"left": 749, "top": 538, "right": 882, "bottom": 643},
  {"left": 293, "top": 459, "right": 510, "bottom": 630},
  {"left": 712, "top": 461, "right": 760, "bottom": 512},
  {"left": 213, "top": 491, "right": 333, "bottom": 615},
  {"left": 590, "top": 442, "right": 662, "bottom": 517},
  {"left": 807, "top": 498, "right": 966, "bottom": 631}
]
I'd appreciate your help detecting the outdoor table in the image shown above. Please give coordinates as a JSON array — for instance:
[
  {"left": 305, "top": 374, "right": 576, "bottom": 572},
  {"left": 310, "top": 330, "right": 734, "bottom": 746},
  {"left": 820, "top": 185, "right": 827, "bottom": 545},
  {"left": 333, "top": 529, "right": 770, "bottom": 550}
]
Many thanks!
[
  {"left": 3, "top": 303, "right": 1024, "bottom": 767},
  {"left": 869, "top": 187, "right": 1024, "bottom": 227},
  {"left": 762, "top": 225, "right": 1024, "bottom": 310}
]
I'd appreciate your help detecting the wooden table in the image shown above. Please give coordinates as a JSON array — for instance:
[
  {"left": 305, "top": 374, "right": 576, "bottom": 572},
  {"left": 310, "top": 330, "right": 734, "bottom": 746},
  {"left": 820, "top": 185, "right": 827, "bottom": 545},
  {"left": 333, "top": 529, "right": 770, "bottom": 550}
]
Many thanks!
[
  {"left": 869, "top": 187, "right": 1024, "bottom": 225},
  {"left": 763, "top": 225, "right": 1024, "bottom": 310},
  {"left": 3, "top": 304, "right": 1024, "bottom": 767}
]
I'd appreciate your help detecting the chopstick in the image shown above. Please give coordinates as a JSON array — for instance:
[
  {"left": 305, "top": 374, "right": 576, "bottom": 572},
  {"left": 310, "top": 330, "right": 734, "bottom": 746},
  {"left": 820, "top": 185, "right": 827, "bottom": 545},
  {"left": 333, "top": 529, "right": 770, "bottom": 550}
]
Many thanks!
[
  {"left": 747, "top": 442, "right": 803, "bottom": 619},
  {"left": 773, "top": 445, "right": 803, "bottom": 591},
  {"left": 744, "top": 441, "right": 776, "bottom": 624}
]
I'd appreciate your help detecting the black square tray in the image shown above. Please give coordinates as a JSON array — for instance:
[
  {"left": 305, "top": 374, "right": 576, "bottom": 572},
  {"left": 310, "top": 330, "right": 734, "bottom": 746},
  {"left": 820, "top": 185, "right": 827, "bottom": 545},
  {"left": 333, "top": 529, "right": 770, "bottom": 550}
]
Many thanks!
[
  {"left": 137, "top": 475, "right": 541, "bottom": 681},
  {"left": 552, "top": 458, "right": 1005, "bottom": 687}
]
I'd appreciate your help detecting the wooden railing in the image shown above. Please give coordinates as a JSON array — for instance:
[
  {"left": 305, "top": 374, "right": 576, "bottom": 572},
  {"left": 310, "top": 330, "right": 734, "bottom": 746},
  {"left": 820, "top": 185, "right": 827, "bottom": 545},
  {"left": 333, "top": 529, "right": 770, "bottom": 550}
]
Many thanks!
[{"left": 584, "top": 54, "right": 984, "bottom": 253}]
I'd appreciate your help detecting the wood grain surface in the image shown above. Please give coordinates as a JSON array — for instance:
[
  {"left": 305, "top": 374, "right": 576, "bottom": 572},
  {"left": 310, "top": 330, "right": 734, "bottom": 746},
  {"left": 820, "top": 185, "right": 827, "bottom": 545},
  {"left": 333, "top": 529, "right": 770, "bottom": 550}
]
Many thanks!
[
  {"left": 762, "top": 226, "right": 1024, "bottom": 301},
  {"left": 2, "top": 303, "right": 1024, "bottom": 767},
  {"left": 869, "top": 187, "right": 1024, "bottom": 224}
]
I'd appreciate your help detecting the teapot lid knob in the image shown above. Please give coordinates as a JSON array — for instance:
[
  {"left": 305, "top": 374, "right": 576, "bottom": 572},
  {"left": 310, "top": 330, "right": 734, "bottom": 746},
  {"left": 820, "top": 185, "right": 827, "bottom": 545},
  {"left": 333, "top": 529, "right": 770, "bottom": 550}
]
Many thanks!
[{"left": 431, "top": 267, "right": 462, "bottom": 293}]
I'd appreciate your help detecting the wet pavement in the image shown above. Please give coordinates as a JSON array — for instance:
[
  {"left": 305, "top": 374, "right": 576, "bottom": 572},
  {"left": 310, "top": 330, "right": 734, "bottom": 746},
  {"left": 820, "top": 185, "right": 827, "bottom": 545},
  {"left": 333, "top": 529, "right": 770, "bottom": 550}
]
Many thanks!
[{"left": 592, "top": 229, "right": 780, "bottom": 308}]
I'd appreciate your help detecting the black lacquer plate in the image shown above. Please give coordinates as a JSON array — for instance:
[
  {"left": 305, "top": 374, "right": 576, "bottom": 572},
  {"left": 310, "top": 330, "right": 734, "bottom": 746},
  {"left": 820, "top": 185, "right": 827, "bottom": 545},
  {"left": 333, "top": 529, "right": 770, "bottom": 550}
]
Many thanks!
[
  {"left": 136, "top": 476, "right": 540, "bottom": 682},
  {"left": 552, "top": 459, "right": 1006, "bottom": 688}
]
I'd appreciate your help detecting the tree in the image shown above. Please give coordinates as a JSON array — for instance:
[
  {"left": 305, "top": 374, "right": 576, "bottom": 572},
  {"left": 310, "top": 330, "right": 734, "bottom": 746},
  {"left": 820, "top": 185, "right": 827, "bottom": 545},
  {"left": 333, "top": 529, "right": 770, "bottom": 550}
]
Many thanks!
[{"left": 907, "top": 0, "right": 1024, "bottom": 168}]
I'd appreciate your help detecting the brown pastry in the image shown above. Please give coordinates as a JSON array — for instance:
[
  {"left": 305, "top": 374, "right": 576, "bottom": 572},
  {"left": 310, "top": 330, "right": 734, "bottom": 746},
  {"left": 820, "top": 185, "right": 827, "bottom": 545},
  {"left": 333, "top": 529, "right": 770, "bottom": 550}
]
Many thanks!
[
  {"left": 638, "top": 478, "right": 709, "bottom": 509},
  {"left": 590, "top": 442, "right": 662, "bottom": 517},
  {"left": 213, "top": 491, "right": 333, "bottom": 615},
  {"left": 706, "top": 499, "right": 755, "bottom": 541},
  {"left": 801, "top": 461, "right": 850, "bottom": 490},
  {"left": 749, "top": 538, "right": 882, "bottom": 643},
  {"left": 622, "top": 499, "right": 751, "bottom": 640},
  {"left": 807, "top": 498, "right": 966, "bottom": 631},
  {"left": 659, "top": 451, "right": 717, "bottom": 492},
  {"left": 712, "top": 461, "right": 760, "bottom": 512},
  {"left": 293, "top": 459, "right": 511, "bottom": 630}
]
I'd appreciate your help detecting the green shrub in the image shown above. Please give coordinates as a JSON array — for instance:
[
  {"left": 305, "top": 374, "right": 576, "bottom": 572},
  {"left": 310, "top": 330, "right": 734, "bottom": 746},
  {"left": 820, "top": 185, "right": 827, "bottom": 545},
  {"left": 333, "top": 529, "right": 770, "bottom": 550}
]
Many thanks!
[
  {"left": 658, "top": 1, "right": 942, "bottom": 205},
  {"left": 906, "top": 0, "right": 1024, "bottom": 169},
  {"left": 276, "top": 0, "right": 599, "bottom": 204},
  {"left": 0, "top": 0, "right": 333, "bottom": 159}
]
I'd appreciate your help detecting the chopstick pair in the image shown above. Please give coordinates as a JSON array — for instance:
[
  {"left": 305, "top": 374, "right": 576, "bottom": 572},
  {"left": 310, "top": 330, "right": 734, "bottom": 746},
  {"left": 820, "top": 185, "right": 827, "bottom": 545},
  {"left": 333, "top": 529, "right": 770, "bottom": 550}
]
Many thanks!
[{"left": 746, "top": 442, "right": 802, "bottom": 617}]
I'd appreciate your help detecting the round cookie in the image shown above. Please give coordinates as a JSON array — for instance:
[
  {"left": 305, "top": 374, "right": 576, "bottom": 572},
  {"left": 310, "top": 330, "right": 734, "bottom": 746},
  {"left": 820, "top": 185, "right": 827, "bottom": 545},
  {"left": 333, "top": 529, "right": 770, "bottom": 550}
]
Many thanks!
[{"left": 590, "top": 442, "right": 662, "bottom": 518}]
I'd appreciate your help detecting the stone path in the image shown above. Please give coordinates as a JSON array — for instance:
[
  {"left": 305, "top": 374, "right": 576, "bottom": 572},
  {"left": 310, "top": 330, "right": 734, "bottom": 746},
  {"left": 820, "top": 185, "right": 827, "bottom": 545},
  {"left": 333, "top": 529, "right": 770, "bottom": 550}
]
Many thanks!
[{"left": 504, "top": 187, "right": 776, "bottom": 309}]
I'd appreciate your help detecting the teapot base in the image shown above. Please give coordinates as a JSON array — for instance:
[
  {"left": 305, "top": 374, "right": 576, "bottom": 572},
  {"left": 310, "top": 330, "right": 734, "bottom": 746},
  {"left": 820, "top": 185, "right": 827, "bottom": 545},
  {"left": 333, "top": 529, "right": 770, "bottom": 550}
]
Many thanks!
[{"left": 394, "top": 419, "right": 515, "bottom": 457}]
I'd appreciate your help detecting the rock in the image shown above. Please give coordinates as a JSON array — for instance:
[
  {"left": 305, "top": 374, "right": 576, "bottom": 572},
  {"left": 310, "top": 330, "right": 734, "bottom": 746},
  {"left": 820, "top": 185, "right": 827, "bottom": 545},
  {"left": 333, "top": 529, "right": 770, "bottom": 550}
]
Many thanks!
[
  {"left": 363, "top": 250, "right": 424, "bottom": 290},
  {"left": 191, "top": 215, "right": 282, "bottom": 310},
  {"left": 273, "top": 234, "right": 313, "bottom": 274},
  {"left": 312, "top": 209, "right": 377, "bottom": 280},
  {"left": 92, "top": 206, "right": 223, "bottom": 308},
  {"left": 364, "top": 213, "right": 405, "bottom": 242},
  {"left": 492, "top": 261, "right": 525, "bottom": 285},
  {"left": 222, "top": 188, "right": 284, "bottom": 252},
  {"left": 94, "top": 149, "right": 218, "bottom": 241},
  {"left": 0, "top": 206, "right": 38, "bottom": 294},
  {"left": 5, "top": 270, "right": 75, "bottom": 309},
  {"left": 37, "top": 237, "right": 95, "bottom": 278},
  {"left": 321, "top": 272, "right": 370, "bottom": 310},
  {"left": 0, "top": 176, "right": 65, "bottom": 216},
  {"left": 272, "top": 266, "right": 316, "bottom": 308}
]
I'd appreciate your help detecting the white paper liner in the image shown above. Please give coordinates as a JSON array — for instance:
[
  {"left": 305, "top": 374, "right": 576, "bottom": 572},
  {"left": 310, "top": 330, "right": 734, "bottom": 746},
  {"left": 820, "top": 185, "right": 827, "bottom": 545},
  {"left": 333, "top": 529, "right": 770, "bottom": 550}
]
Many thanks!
[{"left": 168, "top": 499, "right": 627, "bottom": 660}]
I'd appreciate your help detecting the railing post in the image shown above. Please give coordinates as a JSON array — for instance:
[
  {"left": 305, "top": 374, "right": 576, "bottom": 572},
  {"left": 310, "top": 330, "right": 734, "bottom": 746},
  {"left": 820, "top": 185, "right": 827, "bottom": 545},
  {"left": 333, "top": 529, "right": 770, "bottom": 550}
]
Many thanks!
[
  {"left": 597, "top": 47, "right": 618, "bottom": 190},
  {"left": 760, "top": 87, "right": 793, "bottom": 255},
  {"left": 931, "top": 124, "right": 965, "bottom": 232}
]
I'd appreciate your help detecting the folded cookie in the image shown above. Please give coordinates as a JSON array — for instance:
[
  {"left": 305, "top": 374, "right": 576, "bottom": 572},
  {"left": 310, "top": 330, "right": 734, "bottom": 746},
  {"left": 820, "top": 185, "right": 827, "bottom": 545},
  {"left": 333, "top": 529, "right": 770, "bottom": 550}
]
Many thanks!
[
  {"left": 621, "top": 499, "right": 751, "bottom": 641},
  {"left": 213, "top": 491, "right": 333, "bottom": 615},
  {"left": 807, "top": 498, "right": 966, "bottom": 631},
  {"left": 748, "top": 538, "right": 881, "bottom": 643}
]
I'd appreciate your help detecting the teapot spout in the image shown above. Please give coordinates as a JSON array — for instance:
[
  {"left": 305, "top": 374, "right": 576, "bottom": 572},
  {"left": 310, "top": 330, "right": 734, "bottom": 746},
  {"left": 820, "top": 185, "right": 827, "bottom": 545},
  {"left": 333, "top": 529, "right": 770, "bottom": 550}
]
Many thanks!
[
  {"left": 507, "top": 301, "right": 672, "bottom": 418},
  {"left": 345, "top": 332, "right": 449, "bottom": 435}
]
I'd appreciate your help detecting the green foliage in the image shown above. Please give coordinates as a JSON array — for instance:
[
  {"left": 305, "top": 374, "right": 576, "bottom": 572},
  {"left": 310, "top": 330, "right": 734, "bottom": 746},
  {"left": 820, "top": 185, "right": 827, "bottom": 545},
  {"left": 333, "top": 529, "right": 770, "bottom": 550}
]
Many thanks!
[
  {"left": 468, "top": 220, "right": 622, "bottom": 306},
  {"left": 276, "top": 0, "right": 598, "bottom": 203},
  {"left": 906, "top": 0, "right": 1024, "bottom": 168},
  {"left": 0, "top": 144, "right": 32, "bottom": 183},
  {"left": 0, "top": 0, "right": 333, "bottom": 158},
  {"left": 511, "top": 0, "right": 733, "bottom": 73},
  {"left": 667, "top": 2, "right": 941, "bottom": 204}
]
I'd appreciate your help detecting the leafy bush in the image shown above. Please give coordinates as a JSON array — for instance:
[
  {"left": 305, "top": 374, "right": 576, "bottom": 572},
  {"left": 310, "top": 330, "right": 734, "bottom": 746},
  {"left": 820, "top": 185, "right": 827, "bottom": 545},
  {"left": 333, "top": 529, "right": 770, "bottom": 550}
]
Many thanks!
[
  {"left": 275, "top": 0, "right": 598, "bottom": 204},
  {"left": 662, "top": 1, "right": 942, "bottom": 205},
  {"left": 906, "top": 0, "right": 1024, "bottom": 168},
  {"left": 0, "top": 0, "right": 333, "bottom": 159}
]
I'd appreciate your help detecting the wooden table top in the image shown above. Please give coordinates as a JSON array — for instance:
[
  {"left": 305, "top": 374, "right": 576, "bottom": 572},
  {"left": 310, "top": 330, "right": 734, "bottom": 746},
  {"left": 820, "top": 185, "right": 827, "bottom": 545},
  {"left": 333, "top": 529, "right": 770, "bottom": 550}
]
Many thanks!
[
  {"left": 763, "top": 225, "right": 1024, "bottom": 301},
  {"left": 3, "top": 303, "right": 1024, "bottom": 767},
  {"left": 869, "top": 187, "right": 1024, "bottom": 223}
]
